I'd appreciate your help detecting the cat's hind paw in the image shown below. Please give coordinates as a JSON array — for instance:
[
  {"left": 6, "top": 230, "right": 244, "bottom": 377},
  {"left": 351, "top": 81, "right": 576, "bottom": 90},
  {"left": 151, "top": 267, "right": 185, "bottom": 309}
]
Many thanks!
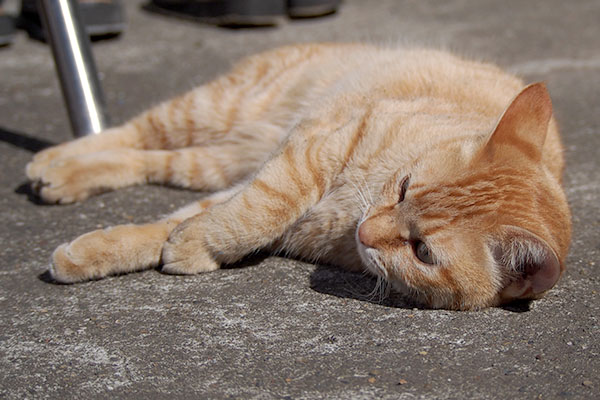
[
  {"left": 28, "top": 158, "right": 102, "bottom": 204},
  {"left": 27, "top": 150, "right": 145, "bottom": 204},
  {"left": 26, "top": 145, "right": 69, "bottom": 182}
]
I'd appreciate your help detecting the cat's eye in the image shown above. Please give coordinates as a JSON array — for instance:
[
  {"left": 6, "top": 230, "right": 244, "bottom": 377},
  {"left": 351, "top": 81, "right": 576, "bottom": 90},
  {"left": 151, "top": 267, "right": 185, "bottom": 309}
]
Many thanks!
[
  {"left": 398, "top": 174, "right": 410, "bottom": 203},
  {"left": 415, "top": 240, "right": 435, "bottom": 264}
]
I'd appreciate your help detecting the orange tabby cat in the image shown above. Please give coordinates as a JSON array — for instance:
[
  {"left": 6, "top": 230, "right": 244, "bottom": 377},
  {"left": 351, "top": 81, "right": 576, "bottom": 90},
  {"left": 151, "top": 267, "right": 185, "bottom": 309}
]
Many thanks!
[{"left": 26, "top": 43, "right": 571, "bottom": 310}]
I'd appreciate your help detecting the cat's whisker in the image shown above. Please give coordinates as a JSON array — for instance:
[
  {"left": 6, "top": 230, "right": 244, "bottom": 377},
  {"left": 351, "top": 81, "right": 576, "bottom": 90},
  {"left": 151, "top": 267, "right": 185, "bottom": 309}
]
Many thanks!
[
  {"left": 359, "top": 251, "right": 393, "bottom": 304},
  {"left": 365, "top": 275, "right": 390, "bottom": 304},
  {"left": 365, "top": 277, "right": 380, "bottom": 302},
  {"left": 347, "top": 168, "right": 372, "bottom": 212},
  {"left": 339, "top": 273, "right": 375, "bottom": 301},
  {"left": 348, "top": 178, "right": 369, "bottom": 213},
  {"left": 356, "top": 169, "right": 375, "bottom": 206},
  {"left": 373, "top": 253, "right": 389, "bottom": 280}
]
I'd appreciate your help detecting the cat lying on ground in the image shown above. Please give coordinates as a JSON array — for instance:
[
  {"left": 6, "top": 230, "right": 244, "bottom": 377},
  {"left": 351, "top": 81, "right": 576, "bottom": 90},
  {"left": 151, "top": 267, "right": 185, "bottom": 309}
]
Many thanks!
[{"left": 26, "top": 43, "right": 571, "bottom": 310}]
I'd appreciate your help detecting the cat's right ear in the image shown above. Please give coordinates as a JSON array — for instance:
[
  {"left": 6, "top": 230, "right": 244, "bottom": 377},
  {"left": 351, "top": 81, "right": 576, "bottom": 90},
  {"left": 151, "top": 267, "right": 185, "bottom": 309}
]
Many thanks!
[
  {"left": 482, "top": 83, "right": 553, "bottom": 164},
  {"left": 492, "top": 226, "right": 562, "bottom": 302}
]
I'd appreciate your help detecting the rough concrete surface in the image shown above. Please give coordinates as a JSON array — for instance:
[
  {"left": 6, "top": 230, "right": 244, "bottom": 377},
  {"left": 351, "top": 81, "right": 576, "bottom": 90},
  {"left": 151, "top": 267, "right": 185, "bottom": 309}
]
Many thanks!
[{"left": 1, "top": 0, "right": 599, "bottom": 398}]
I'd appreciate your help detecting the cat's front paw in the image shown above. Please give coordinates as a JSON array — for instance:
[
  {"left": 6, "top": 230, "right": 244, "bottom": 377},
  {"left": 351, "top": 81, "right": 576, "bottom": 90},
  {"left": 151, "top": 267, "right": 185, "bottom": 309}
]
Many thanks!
[
  {"left": 50, "top": 229, "right": 124, "bottom": 282},
  {"left": 161, "top": 218, "right": 220, "bottom": 275},
  {"left": 50, "top": 223, "right": 167, "bottom": 282},
  {"left": 51, "top": 241, "right": 102, "bottom": 283}
]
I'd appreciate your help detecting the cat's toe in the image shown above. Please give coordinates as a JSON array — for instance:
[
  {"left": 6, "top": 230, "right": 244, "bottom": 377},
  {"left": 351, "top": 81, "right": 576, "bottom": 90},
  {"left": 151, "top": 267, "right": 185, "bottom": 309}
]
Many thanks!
[
  {"left": 25, "top": 161, "right": 43, "bottom": 182},
  {"left": 39, "top": 184, "right": 93, "bottom": 204},
  {"left": 35, "top": 160, "right": 99, "bottom": 204},
  {"left": 26, "top": 159, "right": 47, "bottom": 182},
  {"left": 161, "top": 258, "right": 219, "bottom": 275}
]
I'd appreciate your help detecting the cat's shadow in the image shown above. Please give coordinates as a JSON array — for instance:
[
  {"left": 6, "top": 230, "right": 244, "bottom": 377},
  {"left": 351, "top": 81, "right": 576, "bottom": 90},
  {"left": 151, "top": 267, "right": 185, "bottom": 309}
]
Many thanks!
[
  {"left": 0, "top": 126, "right": 55, "bottom": 153},
  {"left": 2, "top": 126, "right": 57, "bottom": 204},
  {"left": 15, "top": 182, "right": 49, "bottom": 205},
  {"left": 37, "top": 259, "right": 532, "bottom": 312},
  {"left": 309, "top": 264, "right": 419, "bottom": 309},
  {"left": 37, "top": 252, "right": 416, "bottom": 309},
  {"left": 186, "top": 254, "right": 416, "bottom": 312},
  {"left": 309, "top": 264, "right": 533, "bottom": 312}
]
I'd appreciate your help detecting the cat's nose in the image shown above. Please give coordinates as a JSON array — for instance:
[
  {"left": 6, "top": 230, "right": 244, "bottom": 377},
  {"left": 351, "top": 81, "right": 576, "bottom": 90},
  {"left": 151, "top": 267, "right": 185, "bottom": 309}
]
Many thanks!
[
  {"left": 358, "top": 220, "right": 382, "bottom": 248},
  {"left": 358, "top": 220, "right": 377, "bottom": 248},
  {"left": 358, "top": 214, "right": 410, "bottom": 249}
]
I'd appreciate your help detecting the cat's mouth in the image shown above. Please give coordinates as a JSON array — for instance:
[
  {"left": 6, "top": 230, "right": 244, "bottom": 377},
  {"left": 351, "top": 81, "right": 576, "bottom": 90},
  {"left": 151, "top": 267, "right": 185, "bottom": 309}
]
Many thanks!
[{"left": 355, "top": 230, "right": 388, "bottom": 279}]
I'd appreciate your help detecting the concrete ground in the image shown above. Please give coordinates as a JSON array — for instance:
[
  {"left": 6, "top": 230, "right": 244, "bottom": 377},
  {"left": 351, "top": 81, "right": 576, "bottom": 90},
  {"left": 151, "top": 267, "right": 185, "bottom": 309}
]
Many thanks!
[{"left": 1, "top": 0, "right": 599, "bottom": 398}]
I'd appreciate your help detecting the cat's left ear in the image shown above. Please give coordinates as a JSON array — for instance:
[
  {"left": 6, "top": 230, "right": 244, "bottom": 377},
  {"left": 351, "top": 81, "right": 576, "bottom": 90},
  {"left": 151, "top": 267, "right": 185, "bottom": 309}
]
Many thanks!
[
  {"left": 492, "top": 226, "right": 562, "bottom": 301},
  {"left": 483, "top": 82, "right": 553, "bottom": 163}
]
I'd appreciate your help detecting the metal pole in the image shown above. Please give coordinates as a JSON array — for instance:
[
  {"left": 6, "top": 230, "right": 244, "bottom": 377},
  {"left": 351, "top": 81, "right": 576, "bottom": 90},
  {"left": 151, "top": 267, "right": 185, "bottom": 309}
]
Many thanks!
[{"left": 37, "top": 0, "right": 109, "bottom": 137}]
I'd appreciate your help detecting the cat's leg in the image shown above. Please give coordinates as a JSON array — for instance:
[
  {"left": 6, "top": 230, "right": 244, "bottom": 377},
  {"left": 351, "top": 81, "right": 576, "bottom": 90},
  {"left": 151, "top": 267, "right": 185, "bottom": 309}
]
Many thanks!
[
  {"left": 34, "top": 142, "right": 267, "bottom": 204},
  {"left": 27, "top": 44, "right": 331, "bottom": 189},
  {"left": 25, "top": 81, "right": 221, "bottom": 180},
  {"left": 27, "top": 89, "right": 283, "bottom": 202},
  {"left": 161, "top": 110, "right": 366, "bottom": 274},
  {"left": 27, "top": 45, "right": 300, "bottom": 188},
  {"left": 25, "top": 87, "right": 214, "bottom": 187},
  {"left": 50, "top": 186, "right": 239, "bottom": 283}
]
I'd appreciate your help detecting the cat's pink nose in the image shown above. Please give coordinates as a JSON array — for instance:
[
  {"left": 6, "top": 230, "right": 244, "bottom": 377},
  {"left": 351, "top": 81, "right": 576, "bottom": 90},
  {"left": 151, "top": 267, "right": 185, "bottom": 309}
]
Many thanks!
[
  {"left": 359, "top": 215, "right": 409, "bottom": 249},
  {"left": 358, "top": 222, "right": 376, "bottom": 248}
]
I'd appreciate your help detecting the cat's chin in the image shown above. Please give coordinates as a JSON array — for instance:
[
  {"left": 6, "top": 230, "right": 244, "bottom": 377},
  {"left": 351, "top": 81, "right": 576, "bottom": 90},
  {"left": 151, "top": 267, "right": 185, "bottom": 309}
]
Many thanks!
[
  {"left": 355, "top": 235, "right": 424, "bottom": 303},
  {"left": 356, "top": 241, "right": 424, "bottom": 305}
]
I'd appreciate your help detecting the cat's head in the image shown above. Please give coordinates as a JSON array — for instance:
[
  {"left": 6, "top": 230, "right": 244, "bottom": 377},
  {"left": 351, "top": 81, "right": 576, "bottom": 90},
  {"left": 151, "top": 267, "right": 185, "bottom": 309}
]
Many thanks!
[{"left": 356, "top": 83, "right": 571, "bottom": 310}]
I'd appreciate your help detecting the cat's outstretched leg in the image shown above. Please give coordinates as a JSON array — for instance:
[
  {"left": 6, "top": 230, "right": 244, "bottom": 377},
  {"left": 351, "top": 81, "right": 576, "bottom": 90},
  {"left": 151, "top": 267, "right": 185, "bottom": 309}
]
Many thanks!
[
  {"left": 49, "top": 187, "right": 238, "bottom": 282},
  {"left": 26, "top": 70, "right": 258, "bottom": 180},
  {"left": 161, "top": 110, "right": 366, "bottom": 274},
  {"left": 26, "top": 45, "right": 307, "bottom": 201},
  {"left": 25, "top": 89, "right": 244, "bottom": 202},
  {"left": 31, "top": 143, "right": 268, "bottom": 204},
  {"left": 50, "top": 103, "right": 365, "bottom": 281}
]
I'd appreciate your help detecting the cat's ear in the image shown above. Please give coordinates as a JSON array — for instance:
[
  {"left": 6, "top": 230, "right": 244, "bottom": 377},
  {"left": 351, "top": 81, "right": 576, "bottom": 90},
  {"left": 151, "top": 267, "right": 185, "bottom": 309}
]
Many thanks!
[
  {"left": 483, "top": 83, "right": 553, "bottom": 163},
  {"left": 492, "top": 226, "right": 562, "bottom": 301}
]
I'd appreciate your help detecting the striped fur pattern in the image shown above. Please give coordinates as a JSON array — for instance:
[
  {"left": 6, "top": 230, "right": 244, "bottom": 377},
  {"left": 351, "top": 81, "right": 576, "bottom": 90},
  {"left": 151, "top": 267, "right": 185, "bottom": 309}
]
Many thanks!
[{"left": 26, "top": 44, "right": 571, "bottom": 310}]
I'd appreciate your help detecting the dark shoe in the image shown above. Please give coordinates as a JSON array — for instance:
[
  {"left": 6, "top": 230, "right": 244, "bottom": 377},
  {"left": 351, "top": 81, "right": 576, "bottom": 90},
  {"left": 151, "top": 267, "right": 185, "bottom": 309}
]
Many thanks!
[
  {"left": 0, "top": 7, "right": 15, "bottom": 46},
  {"left": 19, "top": 0, "right": 126, "bottom": 41},
  {"left": 148, "top": 0, "right": 340, "bottom": 26},
  {"left": 287, "top": 0, "right": 340, "bottom": 18},
  {"left": 148, "top": 0, "right": 286, "bottom": 26}
]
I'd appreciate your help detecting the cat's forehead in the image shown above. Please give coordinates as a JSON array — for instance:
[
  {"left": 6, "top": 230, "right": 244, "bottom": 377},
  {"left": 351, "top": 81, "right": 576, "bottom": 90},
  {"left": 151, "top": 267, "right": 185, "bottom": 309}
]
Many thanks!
[
  {"left": 403, "top": 168, "right": 539, "bottom": 239},
  {"left": 410, "top": 167, "right": 534, "bottom": 205}
]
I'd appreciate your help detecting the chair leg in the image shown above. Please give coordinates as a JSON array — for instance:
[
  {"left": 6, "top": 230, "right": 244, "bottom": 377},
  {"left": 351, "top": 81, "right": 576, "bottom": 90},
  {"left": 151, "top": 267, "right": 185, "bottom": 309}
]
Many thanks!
[{"left": 37, "top": 0, "right": 109, "bottom": 137}]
